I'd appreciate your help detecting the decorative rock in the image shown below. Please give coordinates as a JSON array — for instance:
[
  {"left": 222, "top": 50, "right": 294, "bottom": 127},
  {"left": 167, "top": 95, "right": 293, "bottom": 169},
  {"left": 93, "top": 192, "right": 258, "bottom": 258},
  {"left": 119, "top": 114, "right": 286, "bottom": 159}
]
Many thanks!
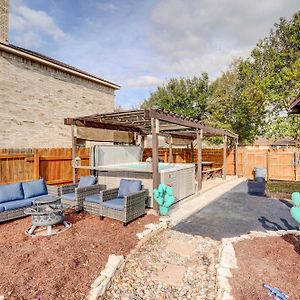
[
  {"left": 165, "top": 239, "right": 197, "bottom": 257},
  {"left": 90, "top": 274, "right": 106, "bottom": 288},
  {"left": 151, "top": 263, "right": 186, "bottom": 287},
  {"left": 219, "top": 243, "right": 237, "bottom": 269},
  {"left": 221, "top": 291, "right": 233, "bottom": 300},
  {"left": 218, "top": 276, "right": 231, "bottom": 293},
  {"left": 87, "top": 254, "right": 124, "bottom": 300},
  {"left": 217, "top": 267, "right": 232, "bottom": 278},
  {"left": 144, "top": 223, "right": 161, "bottom": 230},
  {"left": 88, "top": 277, "right": 110, "bottom": 300},
  {"left": 102, "top": 230, "right": 219, "bottom": 300}
]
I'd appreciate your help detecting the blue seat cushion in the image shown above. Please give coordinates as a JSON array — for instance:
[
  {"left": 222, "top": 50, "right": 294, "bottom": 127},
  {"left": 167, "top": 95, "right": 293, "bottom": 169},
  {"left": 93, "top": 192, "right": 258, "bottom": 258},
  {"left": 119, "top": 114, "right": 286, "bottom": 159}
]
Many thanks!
[
  {"left": 0, "top": 207, "right": 4, "bottom": 212},
  {"left": 61, "top": 193, "right": 76, "bottom": 201},
  {"left": 22, "top": 179, "right": 48, "bottom": 199},
  {"left": 85, "top": 194, "right": 100, "bottom": 204},
  {"left": 0, "top": 199, "right": 32, "bottom": 211},
  {"left": 117, "top": 179, "right": 141, "bottom": 198},
  {"left": 0, "top": 182, "right": 24, "bottom": 203},
  {"left": 102, "top": 197, "right": 124, "bottom": 211},
  {"left": 78, "top": 176, "right": 96, "bottom": 188}
]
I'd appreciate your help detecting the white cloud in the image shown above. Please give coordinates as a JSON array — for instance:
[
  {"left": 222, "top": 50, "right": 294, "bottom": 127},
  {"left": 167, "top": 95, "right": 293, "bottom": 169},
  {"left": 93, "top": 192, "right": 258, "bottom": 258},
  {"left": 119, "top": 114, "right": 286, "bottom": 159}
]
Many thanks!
[
  {"left": 127, "top": 75, "right": 162, "bottom": 88},
  {"left": 10, "top": 0, "right": 66, "bottom": 47},
  {"left": 149, "top": 0, "right": 300, "bottom": 78}
]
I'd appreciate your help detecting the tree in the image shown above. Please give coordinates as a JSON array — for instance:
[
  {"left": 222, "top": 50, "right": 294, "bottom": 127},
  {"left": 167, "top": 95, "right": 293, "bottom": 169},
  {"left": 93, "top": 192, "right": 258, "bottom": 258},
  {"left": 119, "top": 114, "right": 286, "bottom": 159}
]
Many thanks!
[
  {"left": 208, "top": 61, "right": 264, "bottom": 143},
  {"left": 141, "top": 73, "right": 211, "bottom": 121},
  {"left": 141, "top": 11, "right": 300, "bottom": 143},
  {"left": 239, "top": 12, "right": 300, "bottom": 139}
]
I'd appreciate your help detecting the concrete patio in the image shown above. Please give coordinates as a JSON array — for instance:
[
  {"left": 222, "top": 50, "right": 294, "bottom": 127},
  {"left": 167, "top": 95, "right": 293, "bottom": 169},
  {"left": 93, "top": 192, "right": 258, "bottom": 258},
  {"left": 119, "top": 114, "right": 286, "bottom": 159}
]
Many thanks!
[{"left": 173, "top": 179, "right": 298, "bottom": 240}]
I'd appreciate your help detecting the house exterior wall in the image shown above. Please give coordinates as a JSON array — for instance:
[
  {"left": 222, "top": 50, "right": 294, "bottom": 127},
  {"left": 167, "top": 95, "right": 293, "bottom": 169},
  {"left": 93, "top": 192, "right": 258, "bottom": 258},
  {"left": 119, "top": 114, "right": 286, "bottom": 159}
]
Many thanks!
[
  {"left": 0, "top": 50, "right": 115, "bottom": 148},
  {"left": 0, "top": 0, "right": 8, "bottom": 44}
]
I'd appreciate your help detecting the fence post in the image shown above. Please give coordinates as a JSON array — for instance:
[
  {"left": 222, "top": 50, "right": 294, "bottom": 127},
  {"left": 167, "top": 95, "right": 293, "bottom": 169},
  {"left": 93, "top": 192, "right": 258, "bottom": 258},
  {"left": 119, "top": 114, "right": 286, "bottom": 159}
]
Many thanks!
[
  {"left": 266, "top": 150, "right": 269, "bottom": 180},
  {"left": 33, "top": 153, "right": 40, "bottom": 179},
  {"left": 294, "top": 152, "right": 297, "bottom": 181}
]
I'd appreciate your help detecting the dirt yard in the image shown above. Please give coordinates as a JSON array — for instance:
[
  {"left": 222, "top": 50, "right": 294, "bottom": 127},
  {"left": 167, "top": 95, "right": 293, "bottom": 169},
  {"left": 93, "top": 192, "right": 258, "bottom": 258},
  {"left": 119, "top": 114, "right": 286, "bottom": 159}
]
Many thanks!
[
  {"left": 0, "top": 211, "right": 158, "bottom": 300},
  {"left": 231, "top": 234, "right": 300, "bottom": 299}
]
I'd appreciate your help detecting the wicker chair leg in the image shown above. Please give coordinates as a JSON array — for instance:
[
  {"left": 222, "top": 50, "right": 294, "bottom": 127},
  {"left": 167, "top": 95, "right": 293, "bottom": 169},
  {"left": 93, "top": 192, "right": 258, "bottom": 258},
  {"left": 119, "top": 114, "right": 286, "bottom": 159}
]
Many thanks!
[
  {"left": 100, "top": 216, "right": 104, "bottom": 220},
  {"left": 123, "top": 222, "right": 127, "bottom": 227}
]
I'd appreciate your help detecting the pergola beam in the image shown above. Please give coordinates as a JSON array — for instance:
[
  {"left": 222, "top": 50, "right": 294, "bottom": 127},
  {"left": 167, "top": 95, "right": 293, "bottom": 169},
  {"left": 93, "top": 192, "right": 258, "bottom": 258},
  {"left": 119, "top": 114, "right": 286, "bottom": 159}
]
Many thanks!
[
  {"left": 149, "top": 109, "right": 237, "bottom": 138},
  {"left": 64, "top": 109, "right": 238, "bottom": 139}
]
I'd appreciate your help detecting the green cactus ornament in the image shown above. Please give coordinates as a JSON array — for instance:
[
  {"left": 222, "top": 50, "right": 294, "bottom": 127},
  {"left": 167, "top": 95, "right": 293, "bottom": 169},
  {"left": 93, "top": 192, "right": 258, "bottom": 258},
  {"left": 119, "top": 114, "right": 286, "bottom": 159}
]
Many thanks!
[
  {"left": 290, "top": 192, "right": 300, "bottom": 230},
  {"left": 153, "top": 183, "right": 175, "bottom": 216}
]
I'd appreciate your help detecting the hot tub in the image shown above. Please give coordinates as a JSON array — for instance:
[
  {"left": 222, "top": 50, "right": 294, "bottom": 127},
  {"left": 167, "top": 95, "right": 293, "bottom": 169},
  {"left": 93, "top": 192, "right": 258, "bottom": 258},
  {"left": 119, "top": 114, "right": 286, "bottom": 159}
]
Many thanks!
[{"left": 95, "top": 162, "right": 195, "bottom": 207}]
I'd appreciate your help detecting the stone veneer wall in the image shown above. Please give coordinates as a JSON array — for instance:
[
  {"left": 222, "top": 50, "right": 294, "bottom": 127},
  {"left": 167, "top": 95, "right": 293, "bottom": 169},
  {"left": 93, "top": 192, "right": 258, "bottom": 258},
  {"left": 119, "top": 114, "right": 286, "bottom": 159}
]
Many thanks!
[
  {"left": 0, "top": 50, "right": 115, "bottom": 148},
  {"left": 0, "top": 0, "right": 8, "bottom": 44}
]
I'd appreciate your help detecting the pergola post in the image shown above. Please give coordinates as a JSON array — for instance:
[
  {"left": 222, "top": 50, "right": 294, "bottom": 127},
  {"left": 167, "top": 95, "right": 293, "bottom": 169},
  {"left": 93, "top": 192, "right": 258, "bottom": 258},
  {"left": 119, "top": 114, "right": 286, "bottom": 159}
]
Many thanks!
[
  {"left": 168, "top": 137, "right": 173, "bottom": 163},
  {"left": 71, "top": 125, "right": 78, "bottom": 183},
  {"left": 151, "top": 118, "right": 159, "bottom": 208},
  {"left": 197, "top": 129, "right": 203, "bottom": 192},
  {"left": 191, "top": 141, "right": 194, "bottom": 163},
  {"left": 223, "top": 135, "right": 227, "bottom": 180},
  {"left": 235, "top": 138, "right": 238, "bottom": 176}
]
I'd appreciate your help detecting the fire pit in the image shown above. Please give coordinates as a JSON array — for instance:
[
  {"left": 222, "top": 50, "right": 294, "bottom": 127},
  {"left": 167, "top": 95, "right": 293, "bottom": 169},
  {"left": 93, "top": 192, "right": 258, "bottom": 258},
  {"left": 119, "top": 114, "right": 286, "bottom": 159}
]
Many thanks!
[{"left": 24, "top": 196, "right": 71, "bottom": 236}]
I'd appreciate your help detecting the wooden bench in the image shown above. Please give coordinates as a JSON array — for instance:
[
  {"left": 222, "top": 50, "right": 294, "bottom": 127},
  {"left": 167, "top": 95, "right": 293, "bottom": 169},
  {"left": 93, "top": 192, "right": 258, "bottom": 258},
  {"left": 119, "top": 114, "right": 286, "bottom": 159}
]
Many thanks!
[{"left": 202, "top": 168, "right": 223, "bottom": 180}]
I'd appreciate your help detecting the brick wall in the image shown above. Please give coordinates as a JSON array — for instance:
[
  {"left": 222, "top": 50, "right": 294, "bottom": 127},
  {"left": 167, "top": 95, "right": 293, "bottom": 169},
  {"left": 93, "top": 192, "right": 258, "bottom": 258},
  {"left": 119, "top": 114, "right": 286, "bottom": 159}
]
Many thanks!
[
  {"left": 0, "top": 51, "right": 115, "bottom": 148},
  {"left": 0, "top": 0, "right": 8, "bottom": 43}
]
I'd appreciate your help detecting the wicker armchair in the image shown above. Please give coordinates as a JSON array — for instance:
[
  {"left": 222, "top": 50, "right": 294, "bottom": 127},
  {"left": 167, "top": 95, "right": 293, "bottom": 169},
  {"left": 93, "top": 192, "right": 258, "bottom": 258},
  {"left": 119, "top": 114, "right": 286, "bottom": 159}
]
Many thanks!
[{"left": 60, "top": 181, "right": 106, "bottom": 211}]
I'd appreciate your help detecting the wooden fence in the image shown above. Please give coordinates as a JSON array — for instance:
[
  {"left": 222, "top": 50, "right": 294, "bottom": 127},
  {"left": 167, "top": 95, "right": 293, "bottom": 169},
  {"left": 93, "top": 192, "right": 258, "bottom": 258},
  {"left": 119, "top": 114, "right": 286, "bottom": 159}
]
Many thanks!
[
  {"left": 1, "top": 147, "right": 300, "bottom": 185},
  {"left": 143, "top": 147, "right": 300, "bottom": 181},
  {"left": 0, "top": 148, "right": 90, "bottom": 185}
]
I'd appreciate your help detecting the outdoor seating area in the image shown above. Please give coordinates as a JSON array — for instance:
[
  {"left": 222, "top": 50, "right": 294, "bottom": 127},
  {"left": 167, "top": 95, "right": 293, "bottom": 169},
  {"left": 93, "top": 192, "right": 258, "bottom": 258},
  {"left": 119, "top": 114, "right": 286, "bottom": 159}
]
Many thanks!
[
  {"left": 0, "top": 179, "right": 59, "bottom": 222},
  {"left": 2, "top": 109, "right": 300, "bottom": 300}
]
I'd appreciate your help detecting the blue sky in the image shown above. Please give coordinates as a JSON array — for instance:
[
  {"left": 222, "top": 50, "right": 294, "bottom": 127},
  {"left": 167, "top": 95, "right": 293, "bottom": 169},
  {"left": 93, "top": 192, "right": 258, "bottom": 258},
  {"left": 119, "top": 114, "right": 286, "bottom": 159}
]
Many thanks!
[{"left": 9, "top": 0, "right": 300, "bottom": 108}]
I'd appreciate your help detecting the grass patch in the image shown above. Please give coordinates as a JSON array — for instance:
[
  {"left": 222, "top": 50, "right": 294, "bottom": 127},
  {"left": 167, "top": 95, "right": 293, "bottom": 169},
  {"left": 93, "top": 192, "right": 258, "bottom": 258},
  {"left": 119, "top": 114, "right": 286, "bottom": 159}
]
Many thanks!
[{"left": 266, "top": 180, "right": 300, "bottom": 195}]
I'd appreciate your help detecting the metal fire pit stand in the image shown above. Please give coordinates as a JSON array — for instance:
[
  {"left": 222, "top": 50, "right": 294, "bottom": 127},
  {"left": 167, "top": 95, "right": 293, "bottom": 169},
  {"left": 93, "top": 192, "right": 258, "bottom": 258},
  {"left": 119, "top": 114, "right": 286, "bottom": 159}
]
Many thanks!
[{"left": 24, "top": 196, "right": 71, "bottom": 237}]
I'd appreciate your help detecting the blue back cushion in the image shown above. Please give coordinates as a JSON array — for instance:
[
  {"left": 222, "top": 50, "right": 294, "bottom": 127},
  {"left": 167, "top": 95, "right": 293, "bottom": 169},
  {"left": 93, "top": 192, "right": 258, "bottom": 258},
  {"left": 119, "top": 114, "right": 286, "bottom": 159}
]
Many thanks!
[
  {"left": 78, "top": 176, "right": 96, "bottom": 188},
  {"left": 118, "top": 179, "right": 142, "bottom": 198},
  {"left": 0, "top": 182, "right": 24, "bottom": 203},
  {"left": 22, "top": 179, "right": 47, "bottom": 199}
]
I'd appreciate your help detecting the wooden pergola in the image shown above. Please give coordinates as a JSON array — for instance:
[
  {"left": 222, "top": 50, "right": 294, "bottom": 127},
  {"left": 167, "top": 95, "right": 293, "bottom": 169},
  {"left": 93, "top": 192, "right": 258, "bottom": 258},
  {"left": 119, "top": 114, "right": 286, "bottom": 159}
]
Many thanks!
[{"left": 65, "top": 109, "right": 238, "bottom": 193}]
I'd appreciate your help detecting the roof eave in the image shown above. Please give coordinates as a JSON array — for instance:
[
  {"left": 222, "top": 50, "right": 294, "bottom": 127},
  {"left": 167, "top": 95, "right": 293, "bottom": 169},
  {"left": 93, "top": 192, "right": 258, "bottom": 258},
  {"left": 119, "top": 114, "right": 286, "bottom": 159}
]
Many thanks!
[{"left": 0, "top": 42, "right": 120, "bottom": 90}]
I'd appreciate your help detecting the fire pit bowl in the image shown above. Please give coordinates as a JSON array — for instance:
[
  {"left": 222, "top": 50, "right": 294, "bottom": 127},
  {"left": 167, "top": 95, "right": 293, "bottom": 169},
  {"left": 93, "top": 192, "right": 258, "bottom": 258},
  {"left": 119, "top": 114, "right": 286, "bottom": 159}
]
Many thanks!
[
  {"left": 24, "top": 203, "right": 71, "bottom": 236},
  {"left": 25, "top": 205, "right": 66, "bottom": 226}
]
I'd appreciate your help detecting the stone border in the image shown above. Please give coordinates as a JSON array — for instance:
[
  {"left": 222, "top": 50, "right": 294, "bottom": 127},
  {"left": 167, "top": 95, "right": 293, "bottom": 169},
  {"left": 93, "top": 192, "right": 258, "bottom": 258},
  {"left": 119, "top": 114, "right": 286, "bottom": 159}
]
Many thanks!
[
  {"left": 86, "top": 217, "right": 170, "bottom": 299},
  {"left": 216, "top": 229, "right": 300, "bottom": 300}
]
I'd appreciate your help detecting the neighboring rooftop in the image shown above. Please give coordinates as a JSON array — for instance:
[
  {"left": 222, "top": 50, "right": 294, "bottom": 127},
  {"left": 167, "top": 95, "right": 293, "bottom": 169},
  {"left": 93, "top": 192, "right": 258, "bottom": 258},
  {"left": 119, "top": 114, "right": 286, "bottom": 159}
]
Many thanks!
[
  {"left": 0, "top": 42, "right": 120, "bottom": 90},
  {"left": 251, "top": 136, "right": 296, "bottom": 147}
]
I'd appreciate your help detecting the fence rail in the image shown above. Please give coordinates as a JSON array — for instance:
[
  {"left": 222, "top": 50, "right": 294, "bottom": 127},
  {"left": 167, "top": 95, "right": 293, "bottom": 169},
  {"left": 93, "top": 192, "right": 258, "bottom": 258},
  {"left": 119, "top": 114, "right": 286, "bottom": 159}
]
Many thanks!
[{"left": 0, "top": 147, "right": 299, "bottom": 185}]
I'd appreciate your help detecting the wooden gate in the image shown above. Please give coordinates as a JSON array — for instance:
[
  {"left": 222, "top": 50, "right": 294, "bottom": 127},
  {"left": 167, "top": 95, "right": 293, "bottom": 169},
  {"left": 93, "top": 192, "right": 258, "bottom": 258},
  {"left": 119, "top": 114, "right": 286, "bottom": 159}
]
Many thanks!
[{"left": 267, "top": 151, "right": 295, "bottom": 181}]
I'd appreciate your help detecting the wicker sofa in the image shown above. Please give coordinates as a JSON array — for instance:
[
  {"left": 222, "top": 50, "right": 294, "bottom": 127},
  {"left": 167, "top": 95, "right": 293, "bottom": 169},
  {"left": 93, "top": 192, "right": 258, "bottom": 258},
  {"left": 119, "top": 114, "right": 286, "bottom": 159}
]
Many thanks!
[
  {"left": 60, "top": 176, "right": 106, "bottom": 211},
  {"left": 0, "top": 179, "right": 59, "bottom": 223},
  {"left": 83, "top": 179, "right": 148, "bottom": 225}
]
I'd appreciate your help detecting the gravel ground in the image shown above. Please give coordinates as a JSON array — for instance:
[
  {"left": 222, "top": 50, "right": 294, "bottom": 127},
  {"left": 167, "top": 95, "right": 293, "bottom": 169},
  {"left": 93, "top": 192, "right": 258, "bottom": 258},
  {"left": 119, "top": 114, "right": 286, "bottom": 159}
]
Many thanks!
[{"left": 103, "top": 229, "right": 219, "bottom": 300}]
